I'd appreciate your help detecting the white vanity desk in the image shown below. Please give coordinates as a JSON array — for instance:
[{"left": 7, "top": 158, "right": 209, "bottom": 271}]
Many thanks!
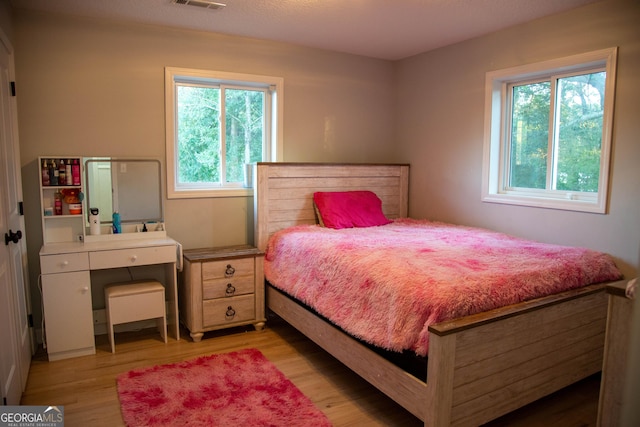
[{"left": 40, "top": 234, "right": 181, "bottom": 361}]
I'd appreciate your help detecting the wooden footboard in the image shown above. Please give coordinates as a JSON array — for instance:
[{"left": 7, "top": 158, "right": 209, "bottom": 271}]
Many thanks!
[
  {"left": 268, "top": 281, "right": 618, "bottom": 427},
  {"left": 425, "top": 282, "right": 615, "bottom": 427}
]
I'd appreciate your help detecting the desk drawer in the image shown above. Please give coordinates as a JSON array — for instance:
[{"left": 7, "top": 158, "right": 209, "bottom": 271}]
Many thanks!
[
  {"left": 40, "top": 252, "right": 89, "bottom": 274},
  {"left": 202, "top": 294, "right": 255, "bottom": 327},
  {"left": 90, "top": 245, "right": 176, "bottom": 270}
]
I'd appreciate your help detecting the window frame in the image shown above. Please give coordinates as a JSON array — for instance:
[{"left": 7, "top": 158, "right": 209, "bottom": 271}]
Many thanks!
[
  {"left": 165, "top": 67, "right": 283, "bottom": 199},
  {"left": 481, "top": 47, "right": 617, "bottom": 213}
]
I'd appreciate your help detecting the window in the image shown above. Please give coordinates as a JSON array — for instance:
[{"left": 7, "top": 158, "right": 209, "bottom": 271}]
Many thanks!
[
  {"left": 482, "top": 48, "right": 617, "bottom": 213},
  {"left": 165, "top": 67, "right": 283, "bottom": 198}
]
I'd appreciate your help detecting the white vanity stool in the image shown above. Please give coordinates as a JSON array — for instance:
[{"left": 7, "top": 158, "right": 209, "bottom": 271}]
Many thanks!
[{"left": 105, "top": 280, "right": 167, "bottom": 353}]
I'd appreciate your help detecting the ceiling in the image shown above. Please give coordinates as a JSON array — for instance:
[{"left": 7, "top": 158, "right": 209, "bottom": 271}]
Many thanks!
[{"left": 10, "top": 0, "right": 599, "bottom": 60}]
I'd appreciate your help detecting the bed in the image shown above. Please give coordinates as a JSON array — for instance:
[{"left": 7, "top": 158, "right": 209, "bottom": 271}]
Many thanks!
[{"left": 252, "top": 162, "right": 624, "bottom": 427}]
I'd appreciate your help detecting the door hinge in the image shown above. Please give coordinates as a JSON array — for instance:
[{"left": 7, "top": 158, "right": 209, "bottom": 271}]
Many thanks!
[
  {"left": 10, "top": 81, "right": 16, "bottom": 96},
  {"left": 28, "top": 313, "right": 34, "bottom": 327},
  {"left": 19, "top": 201, "right": 24, "bottom": 216}
]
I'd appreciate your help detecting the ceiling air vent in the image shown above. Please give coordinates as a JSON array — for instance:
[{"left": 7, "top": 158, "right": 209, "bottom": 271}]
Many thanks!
[{"left": 171, "top": 0, "right": 226, "bottom": 9}]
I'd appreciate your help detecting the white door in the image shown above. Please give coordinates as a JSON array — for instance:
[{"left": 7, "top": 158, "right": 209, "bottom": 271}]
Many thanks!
[{"left": 0, "top": 32, "right": 31, "bottom": 405}]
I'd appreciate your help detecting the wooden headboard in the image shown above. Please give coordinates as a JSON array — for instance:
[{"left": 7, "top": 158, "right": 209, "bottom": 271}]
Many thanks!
[{"left": 253, "top": 162, "right": 410, "bottom": 251}]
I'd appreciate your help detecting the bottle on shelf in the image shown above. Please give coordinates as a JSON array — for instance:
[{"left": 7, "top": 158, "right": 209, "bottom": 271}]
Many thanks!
[
  {"left": 89, "top": 208, "right": 100, "bottom": 235},
  {"left": 41, "top": 159, "right": 50, "bottom": 186},
  {"left": 112, "top": 211, "right": 122, "bottom": 234},
  {"left": 58, "top": 159, "right": 66, "bottom": 186},
  {"left": 72, "top": 159, "right": 80, "bottom": 186},
  {"left": 49, "top": 160, "right": 58, "bottom": 186},
  {"left": 54, "top": 191, "right": 62, "bottom": 215},
  {"left": 65, "top": 160, "right": 72, "bottom": 185},
  {"left": 68, "top": 203, "right": 82, "bottom": 215}
]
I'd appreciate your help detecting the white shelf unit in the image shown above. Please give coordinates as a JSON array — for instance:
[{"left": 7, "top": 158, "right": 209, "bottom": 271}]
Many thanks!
[{"left": 39, "top": 156, "right": 85, "bottom": 244}]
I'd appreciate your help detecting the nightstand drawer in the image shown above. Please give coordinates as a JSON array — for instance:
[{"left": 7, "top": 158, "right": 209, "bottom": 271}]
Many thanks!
[
  {"left": 40, "top": 252, "right": 90, "bottom": 274},
  {"left": 89, "top": 245, "right": 176, "bottom": 269},
  {"left": 202, "top": 258, "right": 254, "bottom": 281},
  {"left": 203, "top": 276, "right": 255, "bottom": 300},
  {"left": 202, "top": 294, "right": 255, "bottom": 326}
]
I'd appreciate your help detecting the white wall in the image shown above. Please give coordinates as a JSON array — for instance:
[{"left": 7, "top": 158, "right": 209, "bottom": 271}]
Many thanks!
[
  {"left": 395, "top": 0, "right": 640, "bottom": 279},
  {"left": 13, "top": 10, "right": 396, "bottom": 331}
]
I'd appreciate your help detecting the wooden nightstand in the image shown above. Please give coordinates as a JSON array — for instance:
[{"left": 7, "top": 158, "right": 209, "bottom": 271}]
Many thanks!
[{"left": 179, "top": 245, "right": 265, "bottom": 342}]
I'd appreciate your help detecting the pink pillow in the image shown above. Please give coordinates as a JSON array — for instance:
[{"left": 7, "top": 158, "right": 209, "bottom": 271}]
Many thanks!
[{"left": 313, "top": 191, "right": 392, "bottom": 229}]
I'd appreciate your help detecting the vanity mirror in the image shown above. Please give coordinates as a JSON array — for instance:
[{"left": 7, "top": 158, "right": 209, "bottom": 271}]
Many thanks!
[{"left": 84, "top": 158, "right": 163, "bottom": 231}]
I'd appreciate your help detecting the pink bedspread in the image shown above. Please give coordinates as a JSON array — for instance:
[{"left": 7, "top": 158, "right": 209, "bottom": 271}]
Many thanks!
[{"left": 264, "top": 219, "right": 621, "bottom": 356}]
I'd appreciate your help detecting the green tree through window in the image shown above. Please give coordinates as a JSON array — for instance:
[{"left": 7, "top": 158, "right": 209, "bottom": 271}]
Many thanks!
[
  {"left": 176, "top": 85, "right": 265, "bottom": 185},
  {"left": 177, "top": 85, "right": 220, "bottom": 184},
  {"left": 509, "top": 82, "right": 550, "bottom": 189},
  {"left": 508, "top": 71, "right": 606, "bottom": 193},
  {"left": 225, "top": 89, "right": 264, "bottom": 183},
  {"left": 165, "top": 67, "right": 282, "bottom": 198},
  {"left": 555, "top": 72, "right": 605, "bottom": 193}
]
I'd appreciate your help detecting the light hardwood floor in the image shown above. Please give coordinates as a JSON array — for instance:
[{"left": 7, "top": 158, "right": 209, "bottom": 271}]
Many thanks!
[{"left": 21, "top": 315, "right": 601, "bottom": 426}]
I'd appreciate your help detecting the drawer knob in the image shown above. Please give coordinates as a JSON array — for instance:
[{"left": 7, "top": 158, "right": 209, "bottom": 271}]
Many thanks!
[
  {"left": 130, "top": 255, "right": 138, "bottom": 262},
  {"left": 225, "top": 283, "right": 236, "bottom": 296},
  {"left": 225, "top": 264, "right": 235, "bottom": 277},
  {"left": 225, "top": 306, "right": 236, "bottom": 320},
  {"left": 82, "top": 286, "right": 89, "bottom": 293},
  {"left": 61, "top": 260, "right": 69, "bottom": 267}
]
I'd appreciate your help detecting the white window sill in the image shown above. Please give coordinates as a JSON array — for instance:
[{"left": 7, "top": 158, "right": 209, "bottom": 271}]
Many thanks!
[
  {"left": 482, "top": 192, "right": 606, "bottom": 214},
  {"left": 168, "top": 187, "right": 254, "bottom": 199}
]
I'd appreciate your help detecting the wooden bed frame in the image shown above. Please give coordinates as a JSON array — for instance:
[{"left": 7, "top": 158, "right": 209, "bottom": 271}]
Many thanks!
[{"left": 253, "top": 162, "right": 621, "bottom": 427}]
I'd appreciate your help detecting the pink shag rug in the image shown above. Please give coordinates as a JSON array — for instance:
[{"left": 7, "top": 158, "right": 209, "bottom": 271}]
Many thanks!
[{"left": 116, "top": 348, "right": 332, "bottom": 427}]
